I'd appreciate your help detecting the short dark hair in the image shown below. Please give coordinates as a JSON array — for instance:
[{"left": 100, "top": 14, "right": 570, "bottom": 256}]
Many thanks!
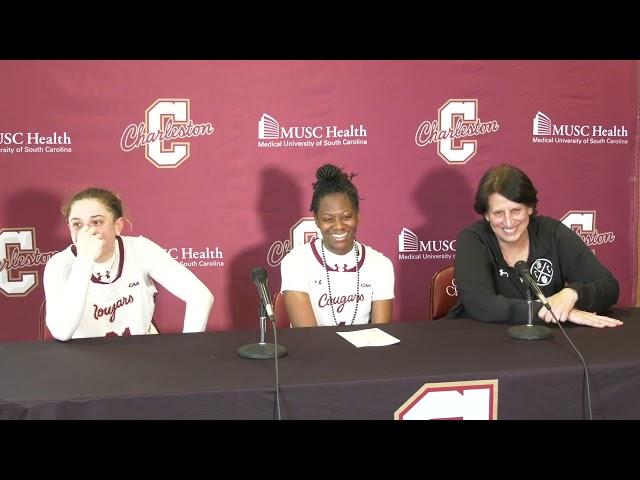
[
  {"left": 474, "top": 164, "right": 538, "bottom": 215},
  {"left": 62, "top": 187, "right": 124, "bottom": 220},
  {"left": 310, "top": 164, "right": 361, "bottom": 214}
]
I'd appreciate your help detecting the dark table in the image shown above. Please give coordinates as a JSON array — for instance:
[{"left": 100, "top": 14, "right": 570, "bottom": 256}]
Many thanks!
[{"left": 1, "top": 308, "right": 638, "bottom": 419}]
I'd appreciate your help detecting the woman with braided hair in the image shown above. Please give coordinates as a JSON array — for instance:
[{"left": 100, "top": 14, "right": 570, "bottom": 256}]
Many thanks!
[{"left": 280, "top": 164, "right": 394, "bottom": 327}]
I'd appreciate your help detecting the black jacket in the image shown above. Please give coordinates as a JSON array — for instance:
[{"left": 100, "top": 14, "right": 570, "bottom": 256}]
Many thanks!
[{"left": 447, "top": 215, "right": 619, "bottom": 324}]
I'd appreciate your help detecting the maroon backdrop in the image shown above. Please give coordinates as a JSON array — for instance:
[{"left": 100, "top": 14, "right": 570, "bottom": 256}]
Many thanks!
[{"left": 1, "top": 60, "right": 637, "bottom": 340}]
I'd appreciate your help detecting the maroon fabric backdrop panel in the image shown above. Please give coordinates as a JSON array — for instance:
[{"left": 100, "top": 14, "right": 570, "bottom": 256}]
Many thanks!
[{"left": 1, "top": 60, "right": 637, "bottom": 340}]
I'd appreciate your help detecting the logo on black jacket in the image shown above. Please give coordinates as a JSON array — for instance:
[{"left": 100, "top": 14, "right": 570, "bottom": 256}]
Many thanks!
[{"left": 531, "top": 258, "right": 553, "bottom": 286}]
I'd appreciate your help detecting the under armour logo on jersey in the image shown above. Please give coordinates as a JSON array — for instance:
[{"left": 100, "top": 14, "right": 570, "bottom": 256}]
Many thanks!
[{"left": 499, "top": 268, "right": 509, "bottom": 277}]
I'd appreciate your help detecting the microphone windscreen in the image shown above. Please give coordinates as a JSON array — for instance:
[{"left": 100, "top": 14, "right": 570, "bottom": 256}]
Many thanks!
[
  {"left": 514, "top": 261, "right": 530, "bottom": 276},
  {"left": 250, "top": 266, "right": 268, "bottom": 284}
]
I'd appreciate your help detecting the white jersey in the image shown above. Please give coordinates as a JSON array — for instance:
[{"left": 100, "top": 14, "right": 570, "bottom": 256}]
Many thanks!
[
  {"left": 43, "top": 235, "right": 213, "bottom": 340},
  {"left": 280, "top": 238, "right": 394, "bottom": 326}
]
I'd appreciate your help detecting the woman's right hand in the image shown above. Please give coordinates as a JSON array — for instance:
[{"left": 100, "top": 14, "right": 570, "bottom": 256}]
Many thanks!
[
  {"left": 75, "top": 225, "right": 105, "bottom": 262},
  {"left": 538, "top": 287, "right": 578, "bottom": 323}
]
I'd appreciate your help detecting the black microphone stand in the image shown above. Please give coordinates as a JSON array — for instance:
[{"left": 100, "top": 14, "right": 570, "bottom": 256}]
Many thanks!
[
  {"left": 507, "top": 289, "right": 553, "bottom": 340},
  {"left": 238, "top": 302, "right": 288, "bottom": 359}
]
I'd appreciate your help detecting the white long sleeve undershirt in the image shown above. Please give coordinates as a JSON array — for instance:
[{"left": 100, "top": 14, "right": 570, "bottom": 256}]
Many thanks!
[{"left": 43, "top": 235, "right": 214, "bottom": 340}]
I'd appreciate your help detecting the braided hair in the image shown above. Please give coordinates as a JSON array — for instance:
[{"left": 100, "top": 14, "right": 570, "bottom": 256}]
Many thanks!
[{"left": 310, "top": 164, "right": 361, "bottom": 214}]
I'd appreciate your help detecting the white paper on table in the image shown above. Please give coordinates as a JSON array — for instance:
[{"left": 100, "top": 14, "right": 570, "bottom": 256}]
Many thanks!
[{"left": 336, "top": 328, "right": 401, "bottom": 348}]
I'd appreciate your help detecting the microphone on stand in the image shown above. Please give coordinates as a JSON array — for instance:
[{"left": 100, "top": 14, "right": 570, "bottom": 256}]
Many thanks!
[
  {"left": 251, "top": 267, "right": 275, "bottom": 322},
  {"left": 507, "top": 261, "right": 553, "bottom": 340},
  {"left": 509, "top": 262, "right": 594, "bottom": 418},
  {"left": 238, "top": 267, "right": 288, "bottom": 359},
  {"left": 514, "top": 261, "right": 553, "bottom": 312}
]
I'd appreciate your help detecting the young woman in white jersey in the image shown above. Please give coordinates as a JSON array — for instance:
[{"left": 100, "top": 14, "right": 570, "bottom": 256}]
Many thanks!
[
  {"left": 280, "top": 164, "right": 394, "bottom": 327},
  {"left": 43, "top": 187, "right": 214, "bottom": 341}
]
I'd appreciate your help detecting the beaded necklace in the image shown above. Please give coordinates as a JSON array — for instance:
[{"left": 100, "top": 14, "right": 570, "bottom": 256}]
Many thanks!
[{"left": 320, "top": 239, "right": 360, "bottom": 326}]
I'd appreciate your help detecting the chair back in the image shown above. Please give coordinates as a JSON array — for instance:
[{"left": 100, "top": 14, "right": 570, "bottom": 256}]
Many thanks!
[
  {"left": 429, "top": 265, "right": 457, "bottom": 320},
  {"left": 273, "top": 291, "right": 291, "bottom": 329},
  {"left": 39, "top": 299, "right": 55, "bottom": 341}
]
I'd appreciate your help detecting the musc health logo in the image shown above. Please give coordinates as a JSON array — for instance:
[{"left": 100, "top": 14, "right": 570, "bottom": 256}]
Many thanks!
[
  {"left": 257, "top": 113, "right": 367, "bottom": 148},
  {"left": 166, "top": 246, "right": 224, "bottom": 268},
  {"left": 0, "top": 132, "right": 72, "bottom": 154},
  {"left": 398, "top": 228, "right": 456, "bottom": 261},
  {"left": 532, "top": 111, "right": 628, "bottom": 145}
]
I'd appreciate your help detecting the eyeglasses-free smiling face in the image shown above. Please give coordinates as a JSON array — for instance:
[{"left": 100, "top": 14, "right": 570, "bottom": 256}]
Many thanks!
[
  {"left": 314, "top": 192, "right": 360, "bottom": 255},
  {"left": 484, "top": 193, "right": 533, "bottom": 248}
]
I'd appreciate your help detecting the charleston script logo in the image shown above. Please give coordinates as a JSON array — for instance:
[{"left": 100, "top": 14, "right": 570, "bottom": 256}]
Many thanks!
[
  {"left": 120, "top": 99, "right": 215, "bottom": 168},
  {"left": 267, "top": 217, "right": 321, "bottom": 267},
  {"left": 560, "top": 211, "right": 615, "bottom": 251},
  {"left": 0, "top": 228, "right": 56, "bottom": 297},
  {"left": 415, "top": 99, "right": 500, "bottom": 164}
]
